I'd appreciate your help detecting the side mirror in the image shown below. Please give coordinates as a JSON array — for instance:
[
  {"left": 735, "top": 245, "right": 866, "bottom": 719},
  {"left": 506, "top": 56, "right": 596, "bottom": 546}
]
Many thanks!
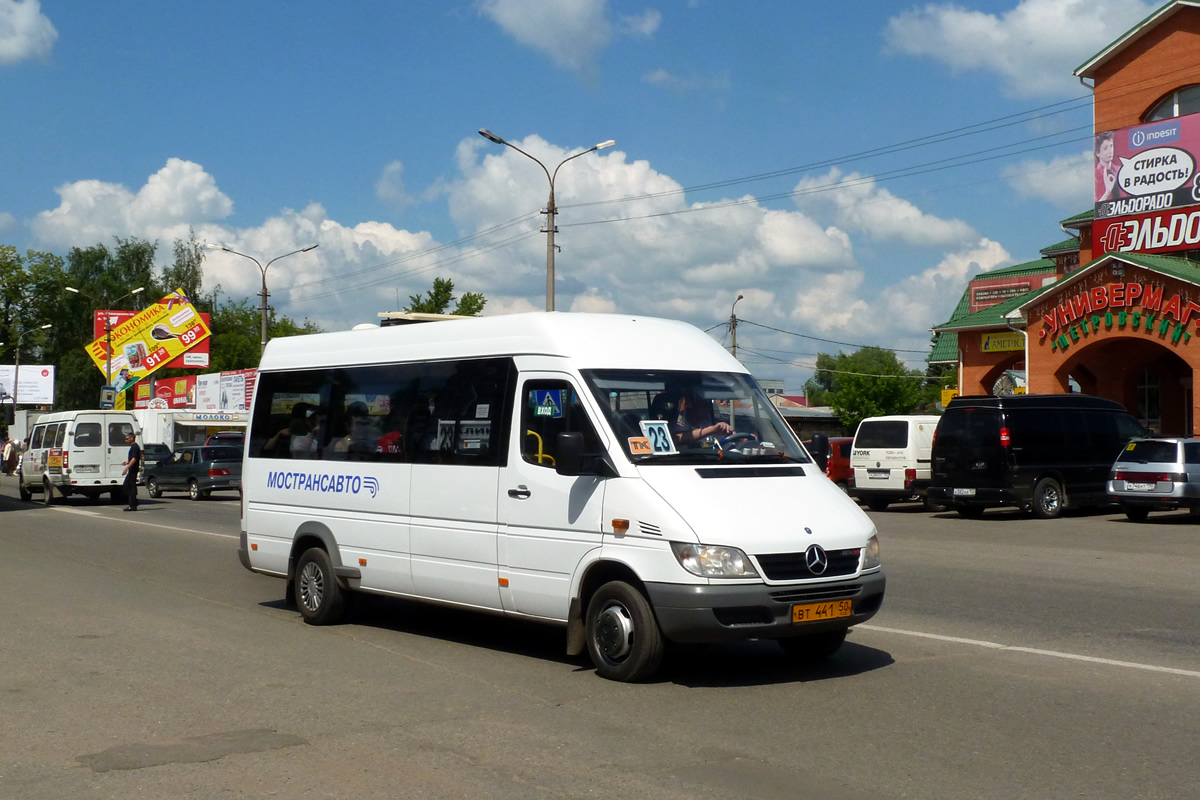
[
  {"left": 809, "top": 432, "right": 830, "bottom": 472},
  {"left": 555, "top": 432, "right": 585, "bottom": 476}
]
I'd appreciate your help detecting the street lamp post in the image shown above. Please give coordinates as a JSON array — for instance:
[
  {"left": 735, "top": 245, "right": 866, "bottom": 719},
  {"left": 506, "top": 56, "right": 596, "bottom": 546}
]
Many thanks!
[
  {"left": 206, "top": 244, "right": 319, "bottom": 356},
  {"left": 8, "top": 323, "right": 53, "bottom": 412},
  {"left": 478, "top": 129, "right": 615, "bottom": 312},
  {"left": 65, "top": 285, "right": 145, "bottom": 388},
  {"left": 730, "top": 294, "right": 744, "bottom": 359}
]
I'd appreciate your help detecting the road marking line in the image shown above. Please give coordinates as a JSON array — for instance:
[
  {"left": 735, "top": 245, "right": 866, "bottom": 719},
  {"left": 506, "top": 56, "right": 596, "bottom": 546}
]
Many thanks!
[
  {"left": 51, "top": 507, "right": 237, "bottom": 540},
  {"left": 859, "top": 624, "right": 1200, "bottom": 678}
]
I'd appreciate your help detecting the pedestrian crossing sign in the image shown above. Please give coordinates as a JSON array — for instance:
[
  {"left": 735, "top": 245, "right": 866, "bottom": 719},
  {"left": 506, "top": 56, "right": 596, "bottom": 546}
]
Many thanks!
[{"left": 532, "top": 390, "right": 563, "bottom": 418}]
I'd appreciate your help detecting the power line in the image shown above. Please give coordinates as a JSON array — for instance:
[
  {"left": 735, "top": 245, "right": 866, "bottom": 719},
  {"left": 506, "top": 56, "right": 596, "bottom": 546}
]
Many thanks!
[{"left": 738, "top": 319, "right": 931, "bottom": 353}]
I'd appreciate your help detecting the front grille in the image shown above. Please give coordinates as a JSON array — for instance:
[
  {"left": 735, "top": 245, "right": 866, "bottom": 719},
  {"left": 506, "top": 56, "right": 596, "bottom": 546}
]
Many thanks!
[
  {"left": 755, "top": 548, "right": 861, "bottom": 581},
  {"left": 769, "top": 585, "right": 862, "bottom": 603}
]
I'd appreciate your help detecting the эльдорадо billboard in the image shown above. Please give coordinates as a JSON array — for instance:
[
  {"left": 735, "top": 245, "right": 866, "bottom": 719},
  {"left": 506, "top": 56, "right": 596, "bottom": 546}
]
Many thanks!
[
  {"left": 1094, "top": 113, "right": 1200, "bottom": 221},
  {"left": 86, "top": 289, "right": 211, "bottom": 391}
]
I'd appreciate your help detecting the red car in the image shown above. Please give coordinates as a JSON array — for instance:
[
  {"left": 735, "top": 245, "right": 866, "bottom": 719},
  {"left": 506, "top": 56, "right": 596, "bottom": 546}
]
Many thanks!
[{"left": 803, "top": 436, "right": 854, "bottom": 493}]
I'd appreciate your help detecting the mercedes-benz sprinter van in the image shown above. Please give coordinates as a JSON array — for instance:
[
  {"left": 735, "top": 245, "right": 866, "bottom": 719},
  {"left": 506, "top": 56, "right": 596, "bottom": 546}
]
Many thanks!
[{"left": 239, "top": 313, "right": 885, "bottom": 682}]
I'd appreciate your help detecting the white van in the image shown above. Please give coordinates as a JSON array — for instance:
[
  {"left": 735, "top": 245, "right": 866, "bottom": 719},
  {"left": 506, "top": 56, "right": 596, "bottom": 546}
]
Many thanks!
[
  {"left": 239, "top": 313, "right": 884, "bottom": 681},
  {"left": 18, "top": 410, "right": 140, "bottom": 504},
  {"left": 849, "top": 415, "right": 940, "bottom": 511}
]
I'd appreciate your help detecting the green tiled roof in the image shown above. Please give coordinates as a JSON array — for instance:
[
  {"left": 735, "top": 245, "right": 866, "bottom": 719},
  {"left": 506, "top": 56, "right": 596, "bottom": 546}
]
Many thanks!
[
  {"left": 980, "top": 257, "right": 1055, "bottom": 279},
  {"left": 935, "top": 280, "right": 1059, "bottom": 332},
  {"left": 1040, "top": 237, "right": 1080, "bottom": 256},
  {"left": 927, "top": 330, "right": 958, "bottom": 364},
  {"left": 1060, "top": 209, "right": 1094, "bottom": 227}
]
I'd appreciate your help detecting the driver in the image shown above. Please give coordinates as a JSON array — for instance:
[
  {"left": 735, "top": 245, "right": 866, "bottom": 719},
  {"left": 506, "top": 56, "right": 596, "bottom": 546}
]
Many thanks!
[{"left": 652, "top": 387, "right": 733, "bottom": 445}]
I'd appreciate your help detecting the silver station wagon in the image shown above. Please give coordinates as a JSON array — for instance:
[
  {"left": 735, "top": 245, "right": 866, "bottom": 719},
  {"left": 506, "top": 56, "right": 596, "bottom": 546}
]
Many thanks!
[{"left": 1107, "top": 438, "right": 1200, "bottom": 521}]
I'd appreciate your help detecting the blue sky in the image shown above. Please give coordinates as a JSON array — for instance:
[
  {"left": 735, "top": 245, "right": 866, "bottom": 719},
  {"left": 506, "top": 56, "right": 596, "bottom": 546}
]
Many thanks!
[{"left": 0, "top": 0, "right": 1162, "bottom": 389}]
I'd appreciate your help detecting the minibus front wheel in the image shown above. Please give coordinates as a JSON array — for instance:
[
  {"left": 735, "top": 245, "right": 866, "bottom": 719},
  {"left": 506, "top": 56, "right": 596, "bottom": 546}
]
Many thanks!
[
  {"left": 295, "top": 547, "right": 348, "bottom": 626},
  {"left": 585, "top": 581, "right": 664, "bottom": 682}
]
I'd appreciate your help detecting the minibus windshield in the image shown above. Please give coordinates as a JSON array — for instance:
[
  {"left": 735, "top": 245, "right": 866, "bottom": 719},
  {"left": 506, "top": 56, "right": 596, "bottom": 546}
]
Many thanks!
[{"left": 581, "top": 369, "right": 808, "bottom": 464}]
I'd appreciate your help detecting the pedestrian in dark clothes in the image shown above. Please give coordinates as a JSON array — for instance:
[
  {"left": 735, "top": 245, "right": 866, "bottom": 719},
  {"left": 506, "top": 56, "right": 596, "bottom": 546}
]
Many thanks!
[{"left": 121, "top": 431, "right": 141, "bottom": 511}]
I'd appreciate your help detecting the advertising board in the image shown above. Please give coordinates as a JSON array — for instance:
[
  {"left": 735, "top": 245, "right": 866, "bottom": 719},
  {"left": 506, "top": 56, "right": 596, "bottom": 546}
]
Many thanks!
[
  {"left": 85, "top": 289, "right": 211, "bottom": 391},
  {"left": 0, "top": 365, "right": 55, "bottom": 405},
  {"left": 94, "top": 309, "right": 210, "bottom": 369},
  {"left": 1094, "top": 112, "right": 1200, "bottom": 221}
]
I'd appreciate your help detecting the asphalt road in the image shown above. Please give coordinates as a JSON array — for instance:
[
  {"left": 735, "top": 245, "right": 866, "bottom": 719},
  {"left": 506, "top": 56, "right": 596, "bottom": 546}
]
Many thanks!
[{"left": 0, "top": 483, "right": 1197, "bottom": 800}]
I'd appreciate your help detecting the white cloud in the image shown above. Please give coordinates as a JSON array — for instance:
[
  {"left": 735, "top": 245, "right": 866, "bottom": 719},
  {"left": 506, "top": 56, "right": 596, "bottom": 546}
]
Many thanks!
[
  {"left": 375, "top": 161, "right": 415, "bottom": 210},
  {"left": 1003, "top": 149, "right": 1092, "bottom": 208},
  {"left": 0, "top": 211, "right": 16, "bottom": 232},
  {"left": 0, "top": 0, "right": 56, "bottom": 64},
  {"left": 884, "top": 0, "right": 1157, "bottom": 97},
  {"left": 642, "top": 68, "right": 730, "bottom": 93},
  {"left": 619, "top": 9, "right": 661, "bottom": 37},
  {"left": 26, "top": 143, "right": 1009, "bottom": 387},
  {"left": 478, "top": 0, "right": 612, "bottom": 74},
  {"left": 793, "top": 167, "right": 976, "bottom": 247},
  {"left": 32, "top": 159, "right": 233, "bottom": 249}
]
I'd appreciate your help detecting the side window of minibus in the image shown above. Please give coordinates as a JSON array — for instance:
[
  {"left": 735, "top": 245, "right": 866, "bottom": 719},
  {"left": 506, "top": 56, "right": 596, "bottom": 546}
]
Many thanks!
[
  {"left": 520, "top": 380, "right": 601, "bottom": 469},
  {"left": 52, "top": 423, "right": 68, "bottom": 448},
  {"left": 30, "top": 425, "right": 46, "bottom": 450}
]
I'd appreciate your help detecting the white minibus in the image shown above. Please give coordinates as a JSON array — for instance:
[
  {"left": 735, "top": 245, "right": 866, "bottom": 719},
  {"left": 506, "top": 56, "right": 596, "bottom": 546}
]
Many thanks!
[
  {"left": 239, "top": 313, "right": 885, "bottom": 681},
  {"left": 18, "top": 410, "right": 141, "bottom": 504},
  {"left": 849, "top": 415, "right": 941, "bottom": 511}
]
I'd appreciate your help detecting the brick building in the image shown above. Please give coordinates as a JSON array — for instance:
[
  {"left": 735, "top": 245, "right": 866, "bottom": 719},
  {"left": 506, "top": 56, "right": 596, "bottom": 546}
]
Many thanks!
[{"left": 932, "top": 0, "right": 1200, "bottom": 435}]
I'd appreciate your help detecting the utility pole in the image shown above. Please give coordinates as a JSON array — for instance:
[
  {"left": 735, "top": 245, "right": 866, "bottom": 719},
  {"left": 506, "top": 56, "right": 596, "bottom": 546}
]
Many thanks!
[{"left": 730, "top": 294, "right": 744, "bottom": 358}]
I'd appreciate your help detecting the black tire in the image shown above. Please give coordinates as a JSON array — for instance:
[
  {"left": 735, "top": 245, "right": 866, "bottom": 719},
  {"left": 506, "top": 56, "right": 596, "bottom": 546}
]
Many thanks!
[
  {"left": 294, "top": 547, "right": 348, "bottom": 625},
  {"left": 188, "top": 480, "right": 202, "bottom": 501},
  {"left": 1123, "top": 505, "right": 1150, "bottom": 522},
  {"left": 17, "top": 473, "right": 32, "bottom": 502},
  {"left": 956, "top": 505, "right": 985, "bottom": 518},
  {"left": 109, "top": 489, "right": 124, "bottom": 504},
  {"left": 865, "top": 498, "right": 889, "bottom": 512},
  {"left": 1032, "top": 477, "right": 1064, "bottom": 519},
  {"left": 42, "top": 479, "right": 55, "bottom": 506},
  {"left": 778, "top": 628, "right": 848, "bottom": 663},
  {"left": 585, "top": 581, "right": 665, "bottom": 682},
  {"left": 835, "top": 481, "right": 849, "bottom": 494},
  {"left": 147, "top": 477, "right": 162, "bottom": 499},
  {"left": 923, "top": 495, "right": 948, "bottom": 512}
]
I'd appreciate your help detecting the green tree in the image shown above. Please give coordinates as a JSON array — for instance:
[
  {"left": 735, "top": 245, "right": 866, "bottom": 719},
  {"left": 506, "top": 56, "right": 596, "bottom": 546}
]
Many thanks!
[
  {"left": 813, "top": 347, "right": 929, "bottom": 430},
  {"left": 207, "top": 298, "right": 322, "bottom": 372},
  {"left": 405, "top": 277, "right": 487, "bottom": 316}
]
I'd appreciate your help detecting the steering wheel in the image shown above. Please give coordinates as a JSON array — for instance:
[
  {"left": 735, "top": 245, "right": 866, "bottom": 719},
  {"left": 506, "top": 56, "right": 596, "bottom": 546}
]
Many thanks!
[{"left": 717, "top": 432, "right": 759, "bottom": 452}]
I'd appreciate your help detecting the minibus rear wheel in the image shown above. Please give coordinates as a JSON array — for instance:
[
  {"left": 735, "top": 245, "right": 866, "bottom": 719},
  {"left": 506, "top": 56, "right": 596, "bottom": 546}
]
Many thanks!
[
  {"left": 585, "top": 581, "right": 664, "bottom": 682},
  {"left": 42, "top": 479, "right": 55, "bottom": 506},
  {"left": 295, "top": 547, "right": 348, "bottom": 626}
]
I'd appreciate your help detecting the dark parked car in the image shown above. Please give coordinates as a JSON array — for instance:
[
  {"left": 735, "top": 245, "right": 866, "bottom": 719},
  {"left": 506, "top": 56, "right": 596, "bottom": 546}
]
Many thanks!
[
  {"left": 205, "top": 430, "right": 245, "bottom": 447},
  {"left": 137, "top": 443, "right": 173, "bottom": 486},
  {"left": 145, "top": 445, "right": 243, "bottom": 500},
  {"left": 928, "top": 394, "right": 1145, "bottom": 519},
  {"left": 1107, "top": 437, "right": 1200, "bottom": 521}
]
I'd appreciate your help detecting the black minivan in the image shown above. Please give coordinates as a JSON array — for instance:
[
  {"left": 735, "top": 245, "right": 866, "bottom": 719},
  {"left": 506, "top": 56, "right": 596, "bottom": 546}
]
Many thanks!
[{"left": 928, "top": 394, "right": 1145, "bottom": 519}]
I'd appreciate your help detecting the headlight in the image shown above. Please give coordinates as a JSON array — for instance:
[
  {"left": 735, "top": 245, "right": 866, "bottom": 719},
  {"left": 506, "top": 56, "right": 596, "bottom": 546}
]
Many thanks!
[
  {"left": 862, "top": 535, "right": 881, "bottom": 570},
  {"left": 670, "top": 542, "right": 760, "bottom": 578}
]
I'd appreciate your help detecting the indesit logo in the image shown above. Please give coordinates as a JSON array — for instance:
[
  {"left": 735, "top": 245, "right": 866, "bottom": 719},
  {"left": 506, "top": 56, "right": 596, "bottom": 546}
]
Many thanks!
[{"left": 266, "top": 471, "right": 380, "bottom": 498}]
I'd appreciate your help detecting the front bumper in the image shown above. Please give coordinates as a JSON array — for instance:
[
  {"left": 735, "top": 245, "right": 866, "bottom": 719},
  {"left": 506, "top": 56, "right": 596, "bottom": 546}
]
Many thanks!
[{"left": 645, "top": 570, "right": 885, "bottom": 644}]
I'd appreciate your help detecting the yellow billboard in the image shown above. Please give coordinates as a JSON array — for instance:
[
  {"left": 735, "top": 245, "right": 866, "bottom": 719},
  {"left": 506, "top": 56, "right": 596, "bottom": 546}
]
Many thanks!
[
  {"left": 86, "top": 289, "right": 212, "bottom": 391},
  {"left": 980, "top": 331, "right": 1024, "bottom": 352}
]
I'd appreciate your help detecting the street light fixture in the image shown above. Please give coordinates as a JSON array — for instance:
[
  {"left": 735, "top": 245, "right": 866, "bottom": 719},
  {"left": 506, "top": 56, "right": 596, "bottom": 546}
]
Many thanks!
[
  {"left": 65, "top": 285, "right": 145, "bottom": 388},
  {"left": 6, "top": 323, "right": 53, "bottom": 413},
  {"left": 478, "top": 129, "right": 615, "bottom": 311},
  {"left": 205, "top": 243, "right": 319, "bottom": 357}
]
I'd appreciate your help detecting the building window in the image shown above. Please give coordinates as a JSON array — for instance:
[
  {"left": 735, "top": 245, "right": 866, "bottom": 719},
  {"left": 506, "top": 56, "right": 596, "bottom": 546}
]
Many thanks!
[
  {"left": 1145, "top": 85, "right": 1200, "bottom": 122},
  {"left": 1136, "top": 368, "right": 1161, "bottom": 434}
]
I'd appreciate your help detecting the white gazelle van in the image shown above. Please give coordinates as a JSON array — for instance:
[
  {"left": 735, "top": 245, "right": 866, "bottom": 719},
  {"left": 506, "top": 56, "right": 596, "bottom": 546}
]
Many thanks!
[
  {"left": 18, "top": 410, "right": 141, "bottom": 504},
  {"left": 239, "top": 313, "right": 885, "bottom": 681},
  {"left": 849, "top": 415, "right": 940, "bottom": 511}
]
